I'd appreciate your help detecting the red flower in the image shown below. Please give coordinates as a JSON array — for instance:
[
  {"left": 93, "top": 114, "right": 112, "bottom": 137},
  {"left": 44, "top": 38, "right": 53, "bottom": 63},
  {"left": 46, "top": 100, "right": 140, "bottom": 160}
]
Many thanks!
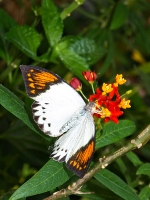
[
  {"left": 82, "top": 71, "right": 97, "bottom": 84},
  {"left": 70, "top": 78, "right": 82, "bottom": 91},
  {"left": 89, "top": 84, "right": 123, "bottom": 123}
]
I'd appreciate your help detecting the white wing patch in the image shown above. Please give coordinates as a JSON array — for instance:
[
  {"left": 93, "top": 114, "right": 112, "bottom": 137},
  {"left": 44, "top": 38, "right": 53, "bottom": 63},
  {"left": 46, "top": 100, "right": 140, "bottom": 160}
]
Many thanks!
[
  {"left": 51, "top": 110, "right": 95, "bottom": 162},
  {"left": 32, "top": 82, "right": 85, "bottom": 137}
]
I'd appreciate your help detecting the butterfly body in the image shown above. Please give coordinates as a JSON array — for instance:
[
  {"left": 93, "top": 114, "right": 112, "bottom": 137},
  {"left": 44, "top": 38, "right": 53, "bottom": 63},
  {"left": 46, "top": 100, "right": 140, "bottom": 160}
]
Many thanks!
[{"left": 20, "top": 65, "right": 96, "bottom": 177}]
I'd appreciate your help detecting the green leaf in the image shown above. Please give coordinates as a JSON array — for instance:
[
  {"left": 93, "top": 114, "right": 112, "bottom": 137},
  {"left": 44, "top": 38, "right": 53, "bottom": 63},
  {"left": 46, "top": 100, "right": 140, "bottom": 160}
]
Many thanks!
[
  {"left": 5, "top": 25, "right": 41, "bottom": 60},
  {"left": 79, "top": 179, "right": 123, "bottom": 200},
  {"left": 110, "top": 2, "right": 129, "bottom": 30},
  {"left": 0, "top": 85, "right": 42, "bottom": 137},
  {"left": 5, "top": 120, "right": 48, "bottom": 165},
  {"left": 96, "top": 120, "right": 136, "bottom": 148},
  {"left": 139, "top": 185, "right": 150, "bottom": 200},
  {"left": 10, "top": 160, "right": 72, "bottom": 200},
  {"left": 41, "top": 0, "right": 63, "bottom": 47},
  {"left": 133, "top": 15, "right": 150, "bottom": 54},
  {"left": 0, "top": 9, "right": 17, "bottom": 62},
  {"left": 0, "top": 190, "right": 19, "bottom": 200},
  {"left": 95, "top": 169, "right": 140, "bottom": 200},
  {"left": 0, "top": 9, "right": 17, "bottom": 30},
  {"left": 53, "top": 41, "right": 89, "bottom": 79},
  {"left": 126, "top": 152, "right": 143, "bottom": 167},
  {"left": 136, "top": 163, "right": 150, "bottom": 176},
  {"left": 62, "top": 36, "right": 105, "bottom": 65}
]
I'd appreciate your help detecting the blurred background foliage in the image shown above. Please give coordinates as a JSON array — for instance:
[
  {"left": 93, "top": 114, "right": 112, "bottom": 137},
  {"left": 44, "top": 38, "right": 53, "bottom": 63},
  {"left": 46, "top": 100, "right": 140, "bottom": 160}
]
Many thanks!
[{"left": 0, "top": 0, "right": 150, "bottom": 199}]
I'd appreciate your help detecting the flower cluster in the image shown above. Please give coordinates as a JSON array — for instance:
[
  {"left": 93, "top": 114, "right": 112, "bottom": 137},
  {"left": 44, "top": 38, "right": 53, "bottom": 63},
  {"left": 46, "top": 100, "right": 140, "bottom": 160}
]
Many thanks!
[{"left": 70, "top": 72, "right": 131, "bottom": 124}]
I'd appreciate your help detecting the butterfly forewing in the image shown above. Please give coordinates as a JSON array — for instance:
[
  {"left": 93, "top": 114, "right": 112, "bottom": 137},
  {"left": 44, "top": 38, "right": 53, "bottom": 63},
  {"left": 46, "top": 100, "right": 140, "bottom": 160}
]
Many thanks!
[{"left": 20, "top": 65, "right": 85, "bottom": 137}]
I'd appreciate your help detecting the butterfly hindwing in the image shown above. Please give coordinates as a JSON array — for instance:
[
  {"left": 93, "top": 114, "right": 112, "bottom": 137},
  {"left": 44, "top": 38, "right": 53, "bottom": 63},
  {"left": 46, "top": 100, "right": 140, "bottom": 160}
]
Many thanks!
[
  {"left": 51, "top": 110, "right": 95, "bottom": 177},
  {"left": 20, "top": 65, "right": 86, "bottom": 137},
  {"left": 67, "top": 138, "right": 95, "bottom": 178}
]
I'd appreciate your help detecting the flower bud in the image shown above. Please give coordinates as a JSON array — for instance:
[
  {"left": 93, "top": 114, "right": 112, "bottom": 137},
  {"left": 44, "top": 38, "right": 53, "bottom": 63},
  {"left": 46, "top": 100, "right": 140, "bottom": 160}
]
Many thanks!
[
  {"left": 69, "top": 78, "right": 82, "bottom": 91},
  {"left": 82, "top": 71, "right": 97, "bottom": 84}
]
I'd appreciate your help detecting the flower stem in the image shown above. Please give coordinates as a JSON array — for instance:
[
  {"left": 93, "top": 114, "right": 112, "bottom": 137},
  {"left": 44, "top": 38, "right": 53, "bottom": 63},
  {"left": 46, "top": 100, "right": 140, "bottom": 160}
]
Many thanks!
[
  {"left": 60, "top": 0, "right": 86, "bottom": 20},
  {"left": 79, "top": 90, "right": 88, "bottom": 101},
  {"left": 91, "top": 83, "right": 95, "bottom": 93}
]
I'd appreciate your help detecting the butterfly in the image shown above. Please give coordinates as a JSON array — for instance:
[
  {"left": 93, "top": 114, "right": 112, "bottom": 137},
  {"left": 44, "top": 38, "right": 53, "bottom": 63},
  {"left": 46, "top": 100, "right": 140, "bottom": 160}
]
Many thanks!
[{"left": 20, "top": 65, "right": 99, "bottom": 178}]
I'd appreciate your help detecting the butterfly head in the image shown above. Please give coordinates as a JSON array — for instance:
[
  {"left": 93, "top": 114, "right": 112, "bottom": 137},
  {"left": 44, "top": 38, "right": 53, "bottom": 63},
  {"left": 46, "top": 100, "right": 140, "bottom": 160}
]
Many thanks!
[{"left": 85, "top": 101, "right": 102, "bottom": 114}]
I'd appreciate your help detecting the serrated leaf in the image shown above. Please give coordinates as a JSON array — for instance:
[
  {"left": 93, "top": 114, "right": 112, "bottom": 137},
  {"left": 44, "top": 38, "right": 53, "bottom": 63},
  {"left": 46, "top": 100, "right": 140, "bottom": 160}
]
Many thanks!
[
  {"left": 53, "top": 41, "right": 89, "bottom": 79},
  {"left": 139, "top": 185, "right": 150, "bottom": 200},
  {"left": 110, "top": 2, "right": 129, "bottom": 30},
  {"left": 41, "top": 0, "right": 63, "bottom": 47},
  {"left": 62, "top": 36, "right": 105, "bottom": 65},
  {"left": 95, "top": 169, "right": 140, "bottom": 200},
  {"left": 0, "top": 85, "right": 44, "bottom": 137},
  {"left": 126, "top": 152, "right": 143, "bottom": 167},
  {"left": 60, "top": 50, "right": 89, "bottom": 80},
  {"left": 136, "top": 163, "right": 150, "bottom": 176},
  {"left": 9, "top": 160, "right": 72, "bottom": 200},
  {"left": 5, "top": 25, "right": 41, "bottom": 60},
  {"left": 96, "top": 120, "right": 136, "bottom": 148}
]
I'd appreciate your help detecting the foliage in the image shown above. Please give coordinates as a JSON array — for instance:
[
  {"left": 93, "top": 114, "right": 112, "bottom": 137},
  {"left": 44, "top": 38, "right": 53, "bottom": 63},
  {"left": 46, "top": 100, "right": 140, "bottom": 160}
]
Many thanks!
[{"left": 0, "top": 0, "right": 150, "bottom": 200}]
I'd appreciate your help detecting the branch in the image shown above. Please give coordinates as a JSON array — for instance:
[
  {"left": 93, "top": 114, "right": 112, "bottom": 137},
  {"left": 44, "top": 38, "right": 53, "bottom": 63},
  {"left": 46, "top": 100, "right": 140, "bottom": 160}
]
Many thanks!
[{"left": 44, "top": 124, "right": 150, "bottom": 200}]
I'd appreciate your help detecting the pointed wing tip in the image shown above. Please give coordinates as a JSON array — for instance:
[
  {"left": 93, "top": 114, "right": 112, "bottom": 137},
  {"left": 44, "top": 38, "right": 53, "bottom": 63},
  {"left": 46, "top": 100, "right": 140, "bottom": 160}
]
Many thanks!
[{"left": 20, "top": 65, "right": 28, "bottom": 71}]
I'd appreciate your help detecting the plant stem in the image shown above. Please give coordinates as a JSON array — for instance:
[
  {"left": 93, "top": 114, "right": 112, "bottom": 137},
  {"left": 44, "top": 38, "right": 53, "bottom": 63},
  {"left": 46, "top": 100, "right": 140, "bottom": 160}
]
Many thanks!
[
  {"left": 91, "top": 83, "right": 95, "bottom": 93},
  {"left": 44, "top": 124, "right": 150, "bottom": 200},
  {"left": 60, "top": 0, "right": 86, "bottom": 20},
  {"left": 79, "top": 90, "right": 88, "bottom": 101}
]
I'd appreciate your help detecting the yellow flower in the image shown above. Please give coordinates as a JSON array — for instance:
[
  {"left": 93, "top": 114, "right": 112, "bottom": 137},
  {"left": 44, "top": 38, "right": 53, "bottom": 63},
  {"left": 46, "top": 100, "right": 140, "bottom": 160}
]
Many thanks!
[
  {"left": 115, "top": 74, "right": 126, "bottom": 85},
  {"left": 119, "top": 98, "right": 131, "bottom": 109},
  {"left": 102, "top": 83, "right": 113, "bottom": 95},
  {"left": 100, "top": 107, "right": 111, "bottom": 118}
]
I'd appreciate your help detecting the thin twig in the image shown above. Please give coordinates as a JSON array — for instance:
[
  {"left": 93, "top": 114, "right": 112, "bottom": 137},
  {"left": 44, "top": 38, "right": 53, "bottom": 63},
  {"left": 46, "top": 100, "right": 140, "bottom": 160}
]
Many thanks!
[{"left": 44, "top": 124, "right": 150, "bottom": 200}]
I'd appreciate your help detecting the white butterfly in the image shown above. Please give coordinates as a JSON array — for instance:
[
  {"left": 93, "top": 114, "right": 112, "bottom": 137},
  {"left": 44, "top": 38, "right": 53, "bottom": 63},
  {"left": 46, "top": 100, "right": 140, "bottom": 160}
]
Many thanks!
[{"left": 20, "top": 65, "right": 99, "bottom": 177}]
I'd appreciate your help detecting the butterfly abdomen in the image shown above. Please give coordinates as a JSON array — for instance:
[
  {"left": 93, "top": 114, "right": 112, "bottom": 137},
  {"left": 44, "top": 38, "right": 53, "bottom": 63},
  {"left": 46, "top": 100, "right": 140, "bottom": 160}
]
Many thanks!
[{"left": 59, "top": 108, "right": 86, "bottom": 134}]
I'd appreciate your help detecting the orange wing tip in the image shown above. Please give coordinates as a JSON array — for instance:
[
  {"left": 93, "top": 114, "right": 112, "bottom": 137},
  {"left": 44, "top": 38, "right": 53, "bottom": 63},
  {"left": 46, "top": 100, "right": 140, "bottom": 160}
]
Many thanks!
[
  {"left": 66, "top": 139, "right": 95, "bottom": 178},
  {"left": 20, "top": 65, "right": 62, "bottom": 97}
]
